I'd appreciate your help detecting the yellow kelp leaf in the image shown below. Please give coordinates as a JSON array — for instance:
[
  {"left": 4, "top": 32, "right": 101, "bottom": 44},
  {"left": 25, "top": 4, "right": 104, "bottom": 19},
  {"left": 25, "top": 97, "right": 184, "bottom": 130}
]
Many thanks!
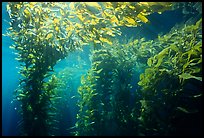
[
  {"left": 139, "top": 2, "right": 172, "bottom": 8},
  {"left": 87, "top": 75, "right": 92, "bottom": 81},
  {"left": 139, "top": 74, "right": 144, "bottom": 80},
  {"left": 106, "top": 30, "right": 115, "bottom": 36},
  {"left": 44, "top": 14, "right": 49, "bottom": 19},
  {"left": 170, "top": 44, "right": 179, "bottom": 52},
  {"left": 147, "top": 58, "right": 153, "bottom": 67},
  {"left": 188, "top": 58, "right": 202, "bottom": 66},
  {"left": 88, "top": 33, "right": 95, "bottom": 40},
  {"left": 157, "top": 47, "right": 169, "bottom": 59},
  {"left": 96, "top": 68, "right": 103, "bottom": 74},
  {"left": 138, "top": 2, "right": 149, "bottom": 6},
  {"left": 66, "top": 26, "right": 73, "bottom": 32},
  {"left": 84, "top": 2, "right": 101, "bottom": 9},
  {"left": 155, "top": 58, "right": 163, "bottom": 67},
  {"left": 197, "top": 57, "right": 202, "bottom": 64},
  {"left": 138, "top": 80, "right": 143, "bottom": 86},
  {"left": 195, "top": 18, "right": 202, "bottom": 29},
  {"left": 53, "top": 18, "right": 60, "bottom": 24},
  {"left": 28, "top": 54, "right": 34, "bottom": 58},
  {"left": 123, "top": 17, "right": 138, "bottom": 27},
  {"left": 67, "top": 31, "right": 72, "bottom": 38},
  {"left": 15, "top": 4, "right": 21, "bottom": 10},
  {"left": 128, "top": 5, "right": 135, "bottom": 10},
  {"left": 103, "top": 10, "right": 112, "bottom": 17},
  {"left": 179, "top": 73, "right": 202, "bottom": 82},
  {"left": 60, "top": 9, "right": 65, "bottom": 16},
  {"left": 193, "top": 41, "right": 202, "bottom": 53},
  {"left": 62, "top": 21, "right": 67, "bottom": 26},
  {"left": 68, "top": 15, "right": 75, "bottom": 18},
  {"left": 35, "top": 7, "right": 41, "bottom": 15},
  {"left": 99, "top": 37, "right": 112, "bottom": 45},
  {"left": 31, "top": 59, "right": 36, "bottom": 63},
  {"left": 103, "top": 2, "right": 113, "bottom": 9},
  {"left": 77, "top": 14, "right": 85, "bottom": 22},
  {"left": 19, "top": 93, "right": 26, "bottom": 97},
  {"left": 121, "top": 4, "right": 126, "bottom": 9},
  {"left": 58, "top": 45, "right": 63, "bottom": 51},
  {"left": 190, "top": 67, "right": 201, "bottom": 74},
  {"left": 115, "top": 7, "right": 121, "bottom": 12},
  {"left": 140, "top": 2, "right": 160, "bottom": 7},
  {"left": 16, "top": 46, "right": 23, "bottom": 50},
  {"left": 15, "top": 57, "right": 22, "bottom": 61},
  {"left": 29, "top": 2, "right": 37, "bottom": 9},
  {"left": 94, "top": 40, "right": 101, "bottom": 44},
  {"left": 154, "top": 48, "right": 169, "bottom": 67},
  {"left": 110, "top": 16, "right": 119, "bottom": 25},
  {"left": 157, "top": 2, "right": 173, "bottom": 7},
  {"left": 9, "top": 45, "right": 15, "bottom": 49},
  {"left": 75, "top": 23, "right": 83, "bottom": 29},
  {"left": 95, "top": 76, "right": 100, "bottom": 79},
  {"left": 123, "top": 17, "right": 136, "bottom": 24},
  {"left": 81, "top": 75, "right": 86, "bottom": 85},
  {"left": 90, "top": 19, "right": 98, "bottom": 25},
  {"left": 89, "top": 13, "right": 100, "bottom": 19},
  {"left": 6, "top": 4, "right": 11, "bottom": 11},
  {"left": 45, "top": 33, "right": 53, "bottom": 40},
  {"left": 69, "top": 2, "right": 75, "bottom": 10},
  {"left": 30, "top": 2, "right": 37, "bottom": 5},
  {"left": 92, "top": 61, "right": 102, "bottom": 66},
  {"left": 186, "top": 49, "right": 199, "bottom": 61},
  {"left": 55, "top": 26, "right": 59, "bottom": 32},
  {"left": 24, "top": 9, "right": 31, "bottom": 18},
  {"left": 137, "top": 13, "right": 149, "bottom": 23}
]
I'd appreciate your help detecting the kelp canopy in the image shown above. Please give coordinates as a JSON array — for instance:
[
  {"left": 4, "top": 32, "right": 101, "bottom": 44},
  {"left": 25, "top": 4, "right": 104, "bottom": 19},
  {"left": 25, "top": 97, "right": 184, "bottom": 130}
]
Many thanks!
[
  {"left": 5, "top": 2, "right": 202, "bottom": 136},
  {"left": 7, "top": 2, "right": 173, "bottom": 51}
]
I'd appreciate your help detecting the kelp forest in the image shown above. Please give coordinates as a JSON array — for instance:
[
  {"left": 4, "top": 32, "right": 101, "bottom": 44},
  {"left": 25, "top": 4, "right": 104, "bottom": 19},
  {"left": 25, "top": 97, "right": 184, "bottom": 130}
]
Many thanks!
[{"left": 3, "top": 2, "right": 202, "bottom": 136}]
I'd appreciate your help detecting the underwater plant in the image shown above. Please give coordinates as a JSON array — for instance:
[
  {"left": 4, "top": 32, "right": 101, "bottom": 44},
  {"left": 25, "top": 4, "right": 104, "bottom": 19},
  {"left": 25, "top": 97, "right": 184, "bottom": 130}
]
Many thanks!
[
  {"left": 137, "top": 18, "right": 202, "bottom": 135},
  {"left": 172, "top": 2, "right": 202, "bottom": 15},
  {"left": 74, "top": 7, "right": 202, "bottom": 135},
  {"left": 6, "top": 2, "right": 72, "bottom": 136},
  {"left": 75, "top": 39, "right": 143, "bottom": 136},
  {"left": 6, "top": 2, "right": 175, "bottom": 136},
  {"left": 52, "top": 66, "right": 89, "bottom": 136}
]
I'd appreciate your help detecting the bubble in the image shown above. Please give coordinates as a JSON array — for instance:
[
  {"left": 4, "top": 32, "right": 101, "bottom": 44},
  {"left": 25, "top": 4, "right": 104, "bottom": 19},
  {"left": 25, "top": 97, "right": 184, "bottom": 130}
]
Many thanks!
[{"left": 14, "top": 107, "right": 17, "bottom": 110}]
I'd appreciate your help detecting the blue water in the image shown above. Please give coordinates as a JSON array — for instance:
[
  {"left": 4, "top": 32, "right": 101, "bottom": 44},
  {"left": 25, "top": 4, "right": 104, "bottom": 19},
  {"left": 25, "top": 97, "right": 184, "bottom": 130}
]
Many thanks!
[{"left": 2, "top": 2, "right": 199, "bottom": 136}]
